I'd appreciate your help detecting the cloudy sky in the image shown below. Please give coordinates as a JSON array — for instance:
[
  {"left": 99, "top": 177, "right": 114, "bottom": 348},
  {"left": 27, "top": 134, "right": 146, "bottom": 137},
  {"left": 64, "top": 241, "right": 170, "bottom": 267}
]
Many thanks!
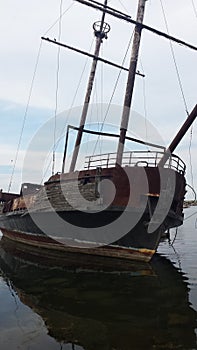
[{"left": 0, "top": 0, "right": 197, "bottom": 197}]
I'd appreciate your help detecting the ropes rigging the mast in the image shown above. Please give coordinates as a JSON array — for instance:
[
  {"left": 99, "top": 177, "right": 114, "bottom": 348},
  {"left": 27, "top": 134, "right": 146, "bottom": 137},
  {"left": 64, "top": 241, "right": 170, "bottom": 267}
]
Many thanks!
[
  {"left": 79, "top": 0, "right": 132, "bottom": 19},
  {"left": 91, "top": 29, "right": 135, "bottom": 156},
  {"left": 117, "top": 0, "right": 129, "bottom": 13},
  {"left": 43, "top": 3, "right": 74, "bottom": 36},
  {"left": 140, "top": 60, "right": 148, "bottom": 148},
  {"left": 7, "top": 2, "right": 74, "bottom": 191},
  {"left": 188, "top": 126, "right": 195, "bottom": 190},
  {"left": 7, "top": 41, "right": 43, "bottom": 193},
  {"left": 160, "top": 0, "right": 196, "bottom": 195},
  {"left": 41, "top": 39, "right": 94, "bottom": 182},
  {"left": 74, "top": 0, "right": 197, "bottom": 52},
  {"left": 191, "top": 0, "right": 197, "bottom": 18},
  {"left": 52, "top": 0, "right": 63, "bottom": 176},
  {"left": 160, "top": 0, "right": 188, "bottom": 115}
]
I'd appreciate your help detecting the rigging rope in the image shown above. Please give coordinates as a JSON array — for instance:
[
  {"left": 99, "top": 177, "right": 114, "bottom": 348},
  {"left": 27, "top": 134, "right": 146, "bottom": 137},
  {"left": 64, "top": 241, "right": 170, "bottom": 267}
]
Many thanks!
[
  {"left": 160, "top": 0, "right": 197, "bottom": 199},
  {"left": 52, "top": 0, "right": 63, "bottom": 175},
  {"left": 140, "top": 59, "right": 148, "bottom": 149},
  {"left": 7, "top": 2, "right": 74, "bottom": 191},
  {"left": 84, "top": 76, "right": 98, "bottom": 157},
  {"left": 98, "top": 45, "right": 104, "bottom": 157},
  {"left": 65, "top": 39, "right": 94, "bottom": 121},
  {"left": 160, "top": 0, "right": 189, "bottom": 115},
  {"left": 91, "top": 29, "right": 135, "bottom": 156},
  {"left": 186, "top": 183, "right": 196, "bottom": 203},
  {"left": 160, "top": 1, "right": 196, "bottom": 200},
  {"left": 117, "top": 0, "right": 129, "bottom": 13},
  {"left": 188, "top": 126, "right": 195, "bottom": 190},
  {"left": 160, "top": 0, "right": 197, "bottom": 205},
  {"left": 7, "top": 41, "right": 43, "bottom": 193},
  {"left": 191, "top": 0, "right": 197, "bottom": 18},
  {"left": 41, "top": 39, "right": 94, "bottom": 181},
  {"left": 43, "top": 3, "right": 74, "bottom": 36}
]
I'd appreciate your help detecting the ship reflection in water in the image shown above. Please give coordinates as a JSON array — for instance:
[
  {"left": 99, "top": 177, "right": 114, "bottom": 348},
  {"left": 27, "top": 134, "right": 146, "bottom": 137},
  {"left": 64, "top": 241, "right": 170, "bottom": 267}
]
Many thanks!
[{"left": 0, "top": 237, "right": 196, "bottom": 350}]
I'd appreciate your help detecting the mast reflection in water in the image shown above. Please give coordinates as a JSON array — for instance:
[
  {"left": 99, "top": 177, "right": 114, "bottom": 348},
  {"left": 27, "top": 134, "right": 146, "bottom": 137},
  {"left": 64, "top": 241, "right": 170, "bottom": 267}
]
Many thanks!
[{"left": 0, "top": 237, "right": 196, "bottom": 350}]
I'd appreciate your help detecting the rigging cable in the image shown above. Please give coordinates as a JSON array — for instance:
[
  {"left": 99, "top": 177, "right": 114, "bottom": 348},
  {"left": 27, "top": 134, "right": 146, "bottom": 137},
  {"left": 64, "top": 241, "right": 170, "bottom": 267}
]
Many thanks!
[
  {"left": 97, "top": 45, "right": 104, "bottom": 157},
  {"left": 43, "top": 3, "right": 74, "bottom": 36},
  {"left": 186, "top": 183, "right": 196, "bottom": 203},
  {"left": 188, "top": 126, "right": 195, "bottom": 191},
  {"left": 191, "top": 0, "right": 197, "bottom": 18},
  {"left": 62, "top": 39, "right": 95, "bottom": 168},
  {"left": 140, "top": 59, "right": 149, "bottom": 150},
  {"left": 63, "top": 38, "right": 94, "bottom": 124},
  {"left": 117, "top": 0, "right": 129, "bottom": 13},
  {"left": 41, "top": 39, "right": 94, "bottom": 181},
  {"left": 92, "top": 28, "right": 135, "bottom": 156},
  {"left": 160, "top": 0, "right": 196, "bottom": 201},
  {"left": 7, "top": 2, "right": 74, "bottom": 191},
  {"left": 184, "top": 208, "right": 197, "bottom": 222},
  {"left": 84, "top": 76, "right": 98, "bottom": 157},
  {"left": 159, "top": 0, "right": 189, "bottom": 115},
  {"left": 191, "top": 0, "right": 197, "bottom": 189},
  {"left": 169, "top": 236, "right": 182, "bottom": 270},
  {"left": 7, "top": 41, "right": 43, "bottom": 193},
  {"left": 52, "top": 0, "right": 63, "bottom": 175},
  {"left": 171, "top": 227, "right": 178, "bottom": 246}
]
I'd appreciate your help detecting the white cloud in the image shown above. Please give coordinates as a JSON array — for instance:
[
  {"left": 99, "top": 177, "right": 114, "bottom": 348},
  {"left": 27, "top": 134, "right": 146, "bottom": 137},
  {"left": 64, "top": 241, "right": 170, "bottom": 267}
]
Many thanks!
[
  {"left": 0, "top": 1, "right": 196, "bottom": 193},
  {"left": 0, "top": 0, "right": 196, "bottom": 110}
]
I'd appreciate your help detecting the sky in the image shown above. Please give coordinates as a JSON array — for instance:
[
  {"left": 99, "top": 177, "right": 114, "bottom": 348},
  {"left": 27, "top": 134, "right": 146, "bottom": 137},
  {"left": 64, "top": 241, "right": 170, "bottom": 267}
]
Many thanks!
[{"left": 0, "top": 0, "right": 197, "bottom": 198}]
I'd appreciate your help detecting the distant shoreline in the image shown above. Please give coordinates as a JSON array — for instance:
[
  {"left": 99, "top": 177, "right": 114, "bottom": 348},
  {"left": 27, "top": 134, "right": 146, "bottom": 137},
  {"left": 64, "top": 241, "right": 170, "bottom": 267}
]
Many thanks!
[{"left": 184, "top": 200, "right": 197, "bottom": 208}]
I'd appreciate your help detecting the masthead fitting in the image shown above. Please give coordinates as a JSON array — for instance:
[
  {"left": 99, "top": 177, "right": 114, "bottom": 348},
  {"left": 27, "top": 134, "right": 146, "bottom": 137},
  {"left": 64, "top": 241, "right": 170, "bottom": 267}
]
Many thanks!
[{"left": 93, "top": 21, "right": 110, "bottom": 39}]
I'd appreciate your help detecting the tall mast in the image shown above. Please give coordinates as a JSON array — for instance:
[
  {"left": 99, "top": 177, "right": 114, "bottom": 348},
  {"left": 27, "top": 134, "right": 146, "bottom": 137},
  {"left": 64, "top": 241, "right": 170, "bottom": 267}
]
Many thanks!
[
  {"left": 158, "top": 104, "right": 197, "bottom": 167},
  {"left": 116, "top": 0, "right": 147, "bottom": 166},
  {"left": 69, "top": 0, "right": 110, "bottom": 172}
]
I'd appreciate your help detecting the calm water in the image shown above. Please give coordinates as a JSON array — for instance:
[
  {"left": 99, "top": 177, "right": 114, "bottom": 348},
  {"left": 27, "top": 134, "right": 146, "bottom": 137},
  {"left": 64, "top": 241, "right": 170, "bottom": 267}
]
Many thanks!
[{"left": 0, "top": 206, "right": 197, "bottom": 350}]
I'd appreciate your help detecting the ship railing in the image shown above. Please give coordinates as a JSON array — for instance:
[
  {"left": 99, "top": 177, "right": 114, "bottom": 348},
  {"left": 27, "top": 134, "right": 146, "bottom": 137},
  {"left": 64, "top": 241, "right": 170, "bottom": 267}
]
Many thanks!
[{"left": 84, "top": 151, "right": 186, "bottom": 174}]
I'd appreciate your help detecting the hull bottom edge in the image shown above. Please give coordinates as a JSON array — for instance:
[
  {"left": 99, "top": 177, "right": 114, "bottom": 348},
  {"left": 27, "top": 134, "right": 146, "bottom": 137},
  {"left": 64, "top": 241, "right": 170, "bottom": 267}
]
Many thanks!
[{"left": 1, "top": 229, "right": 155, "bottom": 263}]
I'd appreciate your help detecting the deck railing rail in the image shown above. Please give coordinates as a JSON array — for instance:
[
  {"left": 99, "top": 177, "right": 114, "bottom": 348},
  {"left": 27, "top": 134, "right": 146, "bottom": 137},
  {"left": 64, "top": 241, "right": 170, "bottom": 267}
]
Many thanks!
[{"left": 85, "top": 151, "right": 186, "bottom": 174}]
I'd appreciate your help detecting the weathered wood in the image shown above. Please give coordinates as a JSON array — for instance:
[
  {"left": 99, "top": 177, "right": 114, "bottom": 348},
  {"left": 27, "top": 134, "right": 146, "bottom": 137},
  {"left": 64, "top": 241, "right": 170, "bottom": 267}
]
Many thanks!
[
  {"left": 42, "top": 37, "right": 145, "bottom": 76},
  {"left": 2, "top": 229, "right": 155, "bottom": 262},
  {"left": 75, "top": 0, "right": 197, "bottom": 52},
  {"left": 116, "top": 0, "right": 147, "bottom": 166},
  {"left": 0, "top": 190, "right": 19, "bottom": 203},
  {"left": 28, "top": 179, "right": 98, "bottom": 212},
  {"left": 69, "top": 0, "right": 108, "bottom": 172},
  {"left": 158, "top": 104, "right": 197, "bottom": 167}
]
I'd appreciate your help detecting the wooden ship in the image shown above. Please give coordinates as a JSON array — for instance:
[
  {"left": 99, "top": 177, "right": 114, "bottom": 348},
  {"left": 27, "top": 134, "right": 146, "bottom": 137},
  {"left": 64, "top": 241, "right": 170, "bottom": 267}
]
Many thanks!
[{"left": 0, "top": 0, "right": 197, "bottom": 262}]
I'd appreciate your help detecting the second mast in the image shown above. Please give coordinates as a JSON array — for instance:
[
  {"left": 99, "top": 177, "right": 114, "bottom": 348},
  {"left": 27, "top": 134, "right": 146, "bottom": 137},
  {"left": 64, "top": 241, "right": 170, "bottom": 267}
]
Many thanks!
[
  {"left": 116, "top": 0, "right": 147, "bottom": 167},
  {"left": 69, "top": 0, "right": 110, "bottom": 172}
]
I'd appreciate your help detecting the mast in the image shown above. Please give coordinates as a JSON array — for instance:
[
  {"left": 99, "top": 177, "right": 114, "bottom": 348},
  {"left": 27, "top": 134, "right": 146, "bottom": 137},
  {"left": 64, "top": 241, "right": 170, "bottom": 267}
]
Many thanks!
[
  {"left": 69, "top": 0, "right": 110, "bottom": 172},
  {"left": 158, "top": 104, "right": 197, "bottom": 167},
  {"left": 116, "top": 0, "right": 147, "bottom": 167}
]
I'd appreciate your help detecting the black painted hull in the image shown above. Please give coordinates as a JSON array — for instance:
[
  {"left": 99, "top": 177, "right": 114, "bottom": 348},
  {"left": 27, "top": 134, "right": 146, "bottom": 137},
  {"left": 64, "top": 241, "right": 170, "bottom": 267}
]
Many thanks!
[
  {"left": 0, "top": 206, "right": 183, "bottom": 262},
  {"left": 0, "top": 165, "right": 186, "bottom": 262}
]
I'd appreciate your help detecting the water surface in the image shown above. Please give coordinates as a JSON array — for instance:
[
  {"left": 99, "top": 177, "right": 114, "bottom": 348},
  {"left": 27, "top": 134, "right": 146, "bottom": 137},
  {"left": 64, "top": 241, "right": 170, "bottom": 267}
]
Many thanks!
[{"left": 0, "top": 206, "right": 197, "bottom": 350}]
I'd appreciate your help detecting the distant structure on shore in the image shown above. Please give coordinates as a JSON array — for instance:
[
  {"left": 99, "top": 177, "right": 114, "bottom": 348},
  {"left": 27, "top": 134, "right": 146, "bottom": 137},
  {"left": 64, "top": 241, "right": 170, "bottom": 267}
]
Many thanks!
[{"left": 184, "top": 200, "right": 197, "bottom": 208}]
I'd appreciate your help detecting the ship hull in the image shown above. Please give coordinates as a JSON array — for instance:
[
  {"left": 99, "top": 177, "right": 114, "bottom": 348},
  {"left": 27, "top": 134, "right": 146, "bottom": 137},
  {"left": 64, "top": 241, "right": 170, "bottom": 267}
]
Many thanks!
[
  {"left": 0, "top": 207, "right": 182, "bottom": 263},
  {"left": 0, "top": 165, "right": 186, "bottom": 263}
]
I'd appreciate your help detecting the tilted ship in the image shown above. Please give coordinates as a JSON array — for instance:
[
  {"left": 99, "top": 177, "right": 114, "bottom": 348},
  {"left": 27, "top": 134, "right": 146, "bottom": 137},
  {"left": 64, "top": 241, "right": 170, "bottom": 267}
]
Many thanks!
[{"left": 0, "top": 0, "right": 197, "bottom": 262}]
